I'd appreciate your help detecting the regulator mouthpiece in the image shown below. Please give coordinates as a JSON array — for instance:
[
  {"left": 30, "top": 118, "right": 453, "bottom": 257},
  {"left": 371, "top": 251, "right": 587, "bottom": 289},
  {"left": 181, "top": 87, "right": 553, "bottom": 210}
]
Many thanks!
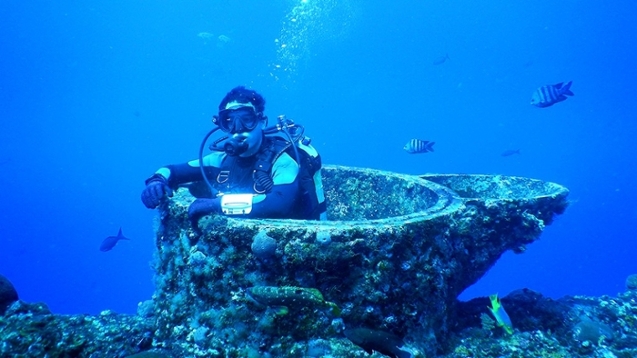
[{"left": 224, "top": 138, "right": 248, "bottom": 156}]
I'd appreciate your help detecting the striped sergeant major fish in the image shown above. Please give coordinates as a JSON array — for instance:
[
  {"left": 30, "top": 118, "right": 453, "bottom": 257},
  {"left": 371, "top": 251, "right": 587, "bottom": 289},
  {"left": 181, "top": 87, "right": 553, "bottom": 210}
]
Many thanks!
[
  {"left": 531, "top": 81, "right": 574, "bottom": 108},
  {"left": 403, "top": 139, "right": 435, "bottom": 154}
]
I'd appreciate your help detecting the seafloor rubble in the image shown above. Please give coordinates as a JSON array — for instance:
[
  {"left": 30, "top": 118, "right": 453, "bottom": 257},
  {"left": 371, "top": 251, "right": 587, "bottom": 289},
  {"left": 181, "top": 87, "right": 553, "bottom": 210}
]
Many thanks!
[
  {"left": 3, "top": 286, "right": 637, "bottom": 357},
  {"left": 3, "top": 165, "right": 634, "bottom": 357}
]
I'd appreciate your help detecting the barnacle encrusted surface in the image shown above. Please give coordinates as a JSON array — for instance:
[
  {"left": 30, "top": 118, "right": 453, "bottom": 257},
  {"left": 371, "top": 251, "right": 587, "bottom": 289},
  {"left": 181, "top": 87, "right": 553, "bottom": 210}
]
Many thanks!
[
  {"left": 148, "top": 165, "right": 569, "bottom": 356},
  {"left": 0, "top": 165, "right": 581, "bottom": 357}
]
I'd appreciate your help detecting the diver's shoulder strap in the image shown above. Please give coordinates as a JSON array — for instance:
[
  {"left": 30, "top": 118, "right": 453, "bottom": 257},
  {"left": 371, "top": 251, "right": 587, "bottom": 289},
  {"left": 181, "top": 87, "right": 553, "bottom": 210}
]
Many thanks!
[{"left": 255, "top": 137, "right": 291, "bottom": 172}]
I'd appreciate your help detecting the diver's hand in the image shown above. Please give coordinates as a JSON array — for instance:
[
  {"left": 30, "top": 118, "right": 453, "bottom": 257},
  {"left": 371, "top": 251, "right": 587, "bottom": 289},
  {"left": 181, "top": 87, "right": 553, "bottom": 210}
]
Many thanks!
[
  {"left": 141, "top": 174, "right": 173, "bottom": 209},
  {"left": 188, "top": 198, "right": 220, "bottom": 229}
]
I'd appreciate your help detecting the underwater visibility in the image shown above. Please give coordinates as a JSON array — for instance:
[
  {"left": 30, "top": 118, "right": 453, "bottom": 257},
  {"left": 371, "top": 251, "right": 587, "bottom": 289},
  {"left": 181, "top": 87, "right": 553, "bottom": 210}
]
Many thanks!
[{"left": 2, "top": 0, "right": 637, "bottom": 357}]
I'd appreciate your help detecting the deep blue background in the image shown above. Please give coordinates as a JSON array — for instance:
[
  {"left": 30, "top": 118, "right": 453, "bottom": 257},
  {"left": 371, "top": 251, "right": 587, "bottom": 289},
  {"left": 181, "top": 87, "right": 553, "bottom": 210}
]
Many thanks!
[{"left": 1, "top": 1, "right": 635, "bottom": 315}]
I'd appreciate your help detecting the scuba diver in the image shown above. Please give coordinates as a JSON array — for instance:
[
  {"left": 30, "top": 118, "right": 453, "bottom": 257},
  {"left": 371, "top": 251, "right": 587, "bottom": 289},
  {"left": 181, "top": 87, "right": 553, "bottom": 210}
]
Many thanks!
[{"left": 141, "top": 86, "right": 326, "bottom": 229}]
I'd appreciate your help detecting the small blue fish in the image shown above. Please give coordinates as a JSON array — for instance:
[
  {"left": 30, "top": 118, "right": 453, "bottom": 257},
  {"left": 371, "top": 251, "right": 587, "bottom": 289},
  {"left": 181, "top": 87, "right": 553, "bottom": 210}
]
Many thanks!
[
  {"left": 404, "top": 139, "right": 435, "bottom": 154},
  {"left": 530, "top": 81, "right": 574, "bottom": 108},
  {"left": 501, "top": 149, "right": 520, "bottom": 157},
  {"left": 100, "top": 228, "right": 130, "bottom": 252},
  {"left": 433, "top": 53, "right": 450, "bottom": 65}
]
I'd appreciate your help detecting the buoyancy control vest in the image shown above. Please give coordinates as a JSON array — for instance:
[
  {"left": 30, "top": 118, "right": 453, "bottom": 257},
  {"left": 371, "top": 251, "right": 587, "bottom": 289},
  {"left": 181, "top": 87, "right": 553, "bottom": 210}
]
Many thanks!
[{"left": 217, "top": 136, "right": 326, "bottom": 220}]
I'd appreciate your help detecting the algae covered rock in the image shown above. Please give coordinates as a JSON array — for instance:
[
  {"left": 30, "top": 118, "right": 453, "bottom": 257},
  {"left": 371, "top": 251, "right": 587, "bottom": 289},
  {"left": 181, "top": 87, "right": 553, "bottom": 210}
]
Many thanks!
[
  {"left": 250, "top": 230, "right": 277, "bottom": 260},
  {"left": 0, "top": 303, "right": 155, "bottom": 357},
  {"left": 17, "top": 167, "right": 637, "bottom": 357},
  {"left": 0, "top": 274, "right": 18, "bottom": 315},
  {"left": 626, "top": 274, "right": 637, "bottom": 291},
  {"left": 148, "top": 165, "right": 569, "bottom": 356}
]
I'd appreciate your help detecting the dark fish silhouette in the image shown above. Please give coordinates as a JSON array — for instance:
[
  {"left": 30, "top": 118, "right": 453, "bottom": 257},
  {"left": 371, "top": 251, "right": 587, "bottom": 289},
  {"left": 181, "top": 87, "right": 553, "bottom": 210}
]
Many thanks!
[
  {"left": 344, "top": 328, "right": 413, "bottom": 358},
  {"left": 501, "top": 149, "right": 520, "bottom": 157},
  {"left": 404, "top": 139, "right": 435, "bottom": 154},
  {"left": 100, "top": 228, "right": 130, "bottom": 252},
  {"left": 433, "top": 53, "right": 450, "bottom": 65},
  {"left": 531, "top": 81, "right": 574, "bottom": 108}
]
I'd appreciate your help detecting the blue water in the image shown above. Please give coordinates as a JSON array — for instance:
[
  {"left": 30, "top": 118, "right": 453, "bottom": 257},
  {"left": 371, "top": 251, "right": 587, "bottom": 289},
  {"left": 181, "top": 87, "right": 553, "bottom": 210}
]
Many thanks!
[{"left": 1, "top": 1, "right": 635, "bottom": 315}]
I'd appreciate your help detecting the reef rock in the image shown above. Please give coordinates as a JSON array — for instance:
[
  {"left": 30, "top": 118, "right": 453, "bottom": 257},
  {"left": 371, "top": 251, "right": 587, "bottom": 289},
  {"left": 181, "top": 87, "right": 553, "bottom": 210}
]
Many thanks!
[
  {"left": 0, "top": 274, "right": 18, "bottom": 316},
  {"left": 250, "top": 230, "right": 277, "bottom": 261},
  {"left": 11, "top": 166, "right": 637, "bottom": 357},
  {"left": 149, "top": 165, "right": 569, "bottom": 356}
]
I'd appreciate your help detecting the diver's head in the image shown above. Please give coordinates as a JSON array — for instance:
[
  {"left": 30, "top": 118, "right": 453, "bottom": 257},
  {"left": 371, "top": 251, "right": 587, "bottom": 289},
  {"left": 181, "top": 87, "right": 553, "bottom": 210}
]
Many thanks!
[{"left": 213, "top": 86, "right": 267, "bottom": 157}]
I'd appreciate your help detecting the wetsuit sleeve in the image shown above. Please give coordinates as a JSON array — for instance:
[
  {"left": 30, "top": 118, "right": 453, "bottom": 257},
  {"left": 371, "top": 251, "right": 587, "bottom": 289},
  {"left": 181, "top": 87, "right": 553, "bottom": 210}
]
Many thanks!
[
  {"left": 160, "top": 163, "right": 219, "bottom": 188},
  {"left": 151, "top": 153, "right": 225, "bottom": 188}
]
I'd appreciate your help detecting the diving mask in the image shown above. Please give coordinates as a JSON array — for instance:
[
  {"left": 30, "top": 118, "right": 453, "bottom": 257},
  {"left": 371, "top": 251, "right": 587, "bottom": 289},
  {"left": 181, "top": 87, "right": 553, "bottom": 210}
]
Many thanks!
[{"left": 214, "top": 105, "right": 261, "bottom": 133}]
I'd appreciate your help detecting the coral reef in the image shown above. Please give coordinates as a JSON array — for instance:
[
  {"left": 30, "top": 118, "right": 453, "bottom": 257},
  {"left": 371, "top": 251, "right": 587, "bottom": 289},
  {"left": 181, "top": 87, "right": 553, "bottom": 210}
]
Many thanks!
[
  {"left": 251, "top": 230, "right": 278, "bottom": 261},
  {"left": 13, "top": 165, "right": 634, "bottom": 358},
  {"left": 447, "top": 288, "right": 637, "bottom": 357},
  {"left": 145, "top": 166, "right": 569, "bottom": 356},
  {"left": 4, "top": 287, "right": 637, "bottom": 357},
  {"left": 625, "top": 274, "right": 637, "bottom": 291},
  {"left": 0, "top": 299, "right": 155, "bottom": 357},
  {"left": 0, "top": 274, "right": 18, "bottom": 315}
]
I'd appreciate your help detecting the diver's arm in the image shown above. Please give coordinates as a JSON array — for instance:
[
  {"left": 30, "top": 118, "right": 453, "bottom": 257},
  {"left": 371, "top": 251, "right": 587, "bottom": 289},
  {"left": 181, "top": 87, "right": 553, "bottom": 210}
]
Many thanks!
[
  {"left": 188, "top": 179, "right": 299, "bottom": 225},
  {"left": 248, "top": 181, "right": 299, "bottom": 218},
  {"left": 150, "top": 153, "right": 225, "bottom": 188},
  {"left": 190, "top": 181, "right": 299, "bottom": 219},
  {"left": 152, "top": 163, "right": 211, "bottom": 188}
]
